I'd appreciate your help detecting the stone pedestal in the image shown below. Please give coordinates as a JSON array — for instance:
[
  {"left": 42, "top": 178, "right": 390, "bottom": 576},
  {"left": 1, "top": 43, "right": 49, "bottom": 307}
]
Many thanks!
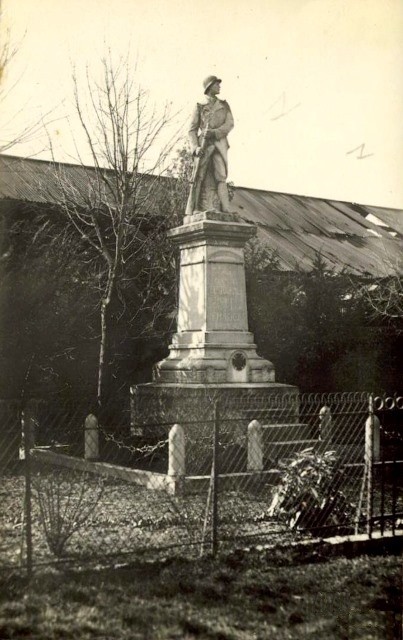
[{"left": 154, "top": 211, "right": 275, "bottom": 384}]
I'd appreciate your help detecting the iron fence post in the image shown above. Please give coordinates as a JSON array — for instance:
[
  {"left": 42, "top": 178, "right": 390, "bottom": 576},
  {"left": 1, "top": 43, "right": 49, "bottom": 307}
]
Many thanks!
[
  {"left": 366, "top": 394, "right": 374, "bottom": 538},
  {"left": 380, "top": 455, "right": 385, "bottom": 536},
  {"left": 212, "top": 400, "right": 220, "bottom": 556},
  {"left": 22, "top": 401, "right": 35, "bottom": 579},
  {"left": 392, "top": 454, "right": 397, "bottom": 536}
]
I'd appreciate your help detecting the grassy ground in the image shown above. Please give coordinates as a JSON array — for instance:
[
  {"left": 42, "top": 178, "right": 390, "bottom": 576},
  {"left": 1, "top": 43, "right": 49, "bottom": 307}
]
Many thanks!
[{"left": 0, "top": 546, "right": 401, "bottom": 639}]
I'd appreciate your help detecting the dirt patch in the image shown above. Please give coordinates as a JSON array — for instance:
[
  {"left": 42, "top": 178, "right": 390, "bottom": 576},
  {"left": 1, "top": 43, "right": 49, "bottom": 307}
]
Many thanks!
[{"left": 0, "top": 473, "right": 294, "bottom": 569}]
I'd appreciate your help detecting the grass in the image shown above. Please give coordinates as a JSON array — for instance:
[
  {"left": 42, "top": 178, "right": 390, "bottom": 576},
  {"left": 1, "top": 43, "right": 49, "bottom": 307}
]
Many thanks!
[{"left": 0, "top": 546, "right": 402, "bottom": 639}]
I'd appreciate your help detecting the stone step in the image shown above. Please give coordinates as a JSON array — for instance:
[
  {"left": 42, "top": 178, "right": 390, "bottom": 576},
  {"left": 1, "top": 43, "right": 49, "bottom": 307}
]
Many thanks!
[
  {"left": 264, "top": 439, "right": 318, "bottom": 460},
  {"left": 262, "top": 422, "right": 317, "bottom": 442}
]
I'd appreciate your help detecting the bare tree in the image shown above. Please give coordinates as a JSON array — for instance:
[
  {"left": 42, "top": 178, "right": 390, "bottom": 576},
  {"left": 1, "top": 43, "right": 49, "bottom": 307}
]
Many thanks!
[
  {"left": 0, "top": 1, "right": 52, "bottom": 154},
  {"left": 362, "top": 276, "right": 403, "bottom": 327},
  {"left": 351, "top": 252, "right": 403, "bottom": 330},
  {"left": 42, "top": 55, "right": 182, "bottom": 405}
]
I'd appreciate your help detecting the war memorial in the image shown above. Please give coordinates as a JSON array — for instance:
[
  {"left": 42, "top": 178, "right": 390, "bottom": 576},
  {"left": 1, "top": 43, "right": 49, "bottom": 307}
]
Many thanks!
[{"left": 131, "top": 76, "right": 299, "bottom": 476}]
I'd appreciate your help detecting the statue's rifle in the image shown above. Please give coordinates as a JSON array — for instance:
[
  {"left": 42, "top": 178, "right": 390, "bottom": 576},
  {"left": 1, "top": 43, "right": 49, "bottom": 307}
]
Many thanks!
[{"left": 185, "top": 112, "right": 212, "bottom": 216}]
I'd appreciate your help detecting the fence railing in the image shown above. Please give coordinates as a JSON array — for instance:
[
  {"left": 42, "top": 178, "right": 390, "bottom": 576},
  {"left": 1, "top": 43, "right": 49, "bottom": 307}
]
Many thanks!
[{"left": 0, "top": 391, "right": 402, "bottom": 576}]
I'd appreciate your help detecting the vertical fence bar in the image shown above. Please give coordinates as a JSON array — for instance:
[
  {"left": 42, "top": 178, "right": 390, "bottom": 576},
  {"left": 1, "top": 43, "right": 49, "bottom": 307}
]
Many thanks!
[
  {"left": 211, "top": 400, "right": 220, "bottom": 556},
  {"left": 391, "top": 456, "right": 397, "bottom": 536},
  {"left": 22, "top": 402, "right": 35, "bottom": 579},
  {"left": 380, "top": 456, "right": 385, "bottom": 536},
  {"left": 365, "top": 394, "right": 374, "bottom": 538}
]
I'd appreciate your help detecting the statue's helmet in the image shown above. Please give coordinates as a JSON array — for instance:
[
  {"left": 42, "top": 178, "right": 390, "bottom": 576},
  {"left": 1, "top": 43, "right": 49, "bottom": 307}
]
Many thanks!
[{"left": 203, "top": 75, "right": 221, "bottom": 94}]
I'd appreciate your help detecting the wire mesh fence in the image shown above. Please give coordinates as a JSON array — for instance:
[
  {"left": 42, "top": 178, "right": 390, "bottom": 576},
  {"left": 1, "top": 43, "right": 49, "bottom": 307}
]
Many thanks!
[{"left": 0, "top": 390, "right": 402, "bottom": 577}]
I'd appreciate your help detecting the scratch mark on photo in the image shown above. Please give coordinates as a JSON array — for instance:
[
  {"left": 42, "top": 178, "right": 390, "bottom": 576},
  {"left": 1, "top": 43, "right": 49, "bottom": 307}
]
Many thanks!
[
  {"left": 346, "top": 143, "right": 374, "bottom": 159},
  {"left": 266, "top": 92, "right": 301, "bottom": 120}
]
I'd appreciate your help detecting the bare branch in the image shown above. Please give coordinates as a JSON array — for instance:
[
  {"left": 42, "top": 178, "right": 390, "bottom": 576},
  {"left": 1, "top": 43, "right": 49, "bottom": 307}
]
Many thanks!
[
  {"left": 0, "top": 5, "right": 52, "bottom": 153},
  {"left": 351, "top": 253, "right": 403, "bottom": 331}
]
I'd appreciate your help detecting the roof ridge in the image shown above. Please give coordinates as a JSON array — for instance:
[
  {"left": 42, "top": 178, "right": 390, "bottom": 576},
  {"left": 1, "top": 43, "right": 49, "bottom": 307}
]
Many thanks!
[{"left": 1, "top": 153, "right": 402, "bottom": 212}]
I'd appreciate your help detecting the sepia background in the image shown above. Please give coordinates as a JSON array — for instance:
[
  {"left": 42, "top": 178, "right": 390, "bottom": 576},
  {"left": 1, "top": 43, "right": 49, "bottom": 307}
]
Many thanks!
[{"left": 1, "top": 0, "right": 402, "bottom": 208}]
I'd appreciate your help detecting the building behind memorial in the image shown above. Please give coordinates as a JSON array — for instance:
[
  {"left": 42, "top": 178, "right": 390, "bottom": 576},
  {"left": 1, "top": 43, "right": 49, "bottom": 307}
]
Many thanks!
[{"left": 0, "top": 153, "right": 402, "bottom": 399}]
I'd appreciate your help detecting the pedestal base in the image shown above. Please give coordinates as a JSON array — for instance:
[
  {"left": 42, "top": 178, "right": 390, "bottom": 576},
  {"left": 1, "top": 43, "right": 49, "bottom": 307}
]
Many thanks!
[
  {"left": 154, "top": 333, "right": 275, "bottom": 384},
  {"left": 131, "top": 382, "right": 299, "bottom": 475}
]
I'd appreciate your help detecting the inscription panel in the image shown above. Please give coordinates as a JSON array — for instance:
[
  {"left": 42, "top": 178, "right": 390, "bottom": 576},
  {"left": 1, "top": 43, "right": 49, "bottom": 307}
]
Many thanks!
[{"left": 207, "top": 262, "right": 248, "bottom": 331}]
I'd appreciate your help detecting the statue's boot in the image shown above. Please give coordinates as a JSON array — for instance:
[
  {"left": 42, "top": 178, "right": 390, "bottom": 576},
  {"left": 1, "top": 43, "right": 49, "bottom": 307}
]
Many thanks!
[{"left": 217, "top": 181, "right": 233, "bottom": 213}]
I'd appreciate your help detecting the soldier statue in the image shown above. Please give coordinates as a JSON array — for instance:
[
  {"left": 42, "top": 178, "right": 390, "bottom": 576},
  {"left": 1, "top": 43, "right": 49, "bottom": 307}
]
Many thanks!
[{"left": 186, "top": 76, "right": 234, "bottom": 215}]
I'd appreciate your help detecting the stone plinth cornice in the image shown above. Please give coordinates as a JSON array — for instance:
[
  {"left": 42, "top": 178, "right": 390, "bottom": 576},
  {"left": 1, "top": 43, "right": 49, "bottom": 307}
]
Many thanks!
[{"left": 168, "top": 218, "right": 257, "bottom": 246}]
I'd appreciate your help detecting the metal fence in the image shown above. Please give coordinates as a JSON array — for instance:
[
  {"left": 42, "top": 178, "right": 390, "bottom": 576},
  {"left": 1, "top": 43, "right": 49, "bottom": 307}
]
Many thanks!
[{"left": 1, "top": 391, "right": 402, "bottom": 576}]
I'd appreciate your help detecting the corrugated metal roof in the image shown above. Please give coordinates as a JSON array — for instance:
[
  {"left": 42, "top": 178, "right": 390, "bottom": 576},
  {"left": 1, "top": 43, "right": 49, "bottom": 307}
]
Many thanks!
[
  {"left": 231, "top": 188, "right": 402, "bottom": 275},
  {"left": 0, "top": 155, "right": 131, "bottom": 207},
  {"left": 1, "top": 154, "right": 402, "bottom": 276},
  {"left": 0, "top": 155, "right": 85, "bottom": 204},
  {"left": 364, "top": 208, "right": 403, "bottom": 236}
]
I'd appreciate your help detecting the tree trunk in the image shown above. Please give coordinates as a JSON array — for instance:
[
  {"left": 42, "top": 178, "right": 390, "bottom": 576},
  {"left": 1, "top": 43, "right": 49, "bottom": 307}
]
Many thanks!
[
  {"left": 97, "top": 263, "right": 117, "bottom": 407},
  {"left": 97, "top": 297, "right": 108, "bottom": 407}
]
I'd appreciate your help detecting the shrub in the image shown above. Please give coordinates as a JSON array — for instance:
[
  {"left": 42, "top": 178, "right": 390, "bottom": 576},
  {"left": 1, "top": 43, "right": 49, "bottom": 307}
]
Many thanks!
[
  {"left": 267, "top": 447, "right": 354, "bottom": 535},
  {"left": 33, "top": 468, "right": 104, "bottom": 557}
]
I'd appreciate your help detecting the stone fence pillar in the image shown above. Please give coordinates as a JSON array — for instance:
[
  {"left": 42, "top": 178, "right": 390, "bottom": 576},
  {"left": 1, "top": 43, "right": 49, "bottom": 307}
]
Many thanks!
[
  {"left": 319, "top": 405, "right": 332, "bottom": 444},
  {"left": 168, "top": 424, "right": 185, "bottom": 477},
  {"left": 365, "top": 414, "right": 380, "bottom": 463},
  {"left": 20, "top": 400, "right": 38, "bottom": 460},
  {"left": 247, "top": 419, "right": 263, "bottom": 472},
  {"left": 84, "top": 413, "right": 99, "bottom": 460}
]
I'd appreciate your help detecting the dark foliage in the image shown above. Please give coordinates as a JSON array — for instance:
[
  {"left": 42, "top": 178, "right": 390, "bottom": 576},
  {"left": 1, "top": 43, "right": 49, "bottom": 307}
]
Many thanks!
[
  {"left": 267, "top": 447, "right": 355, "bottom": 535},
  {"left": 245, "top": 240, "right": 399, "bottom": 392},
  {"left": 0, "top": 197, "right": 178, "bottom": 405}
]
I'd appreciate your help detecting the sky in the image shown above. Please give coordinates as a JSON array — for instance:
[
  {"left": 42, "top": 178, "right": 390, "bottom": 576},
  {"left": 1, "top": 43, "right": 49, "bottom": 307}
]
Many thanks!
[{"left": 1, "top": 0, "right": 403, "bottom": 208}]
